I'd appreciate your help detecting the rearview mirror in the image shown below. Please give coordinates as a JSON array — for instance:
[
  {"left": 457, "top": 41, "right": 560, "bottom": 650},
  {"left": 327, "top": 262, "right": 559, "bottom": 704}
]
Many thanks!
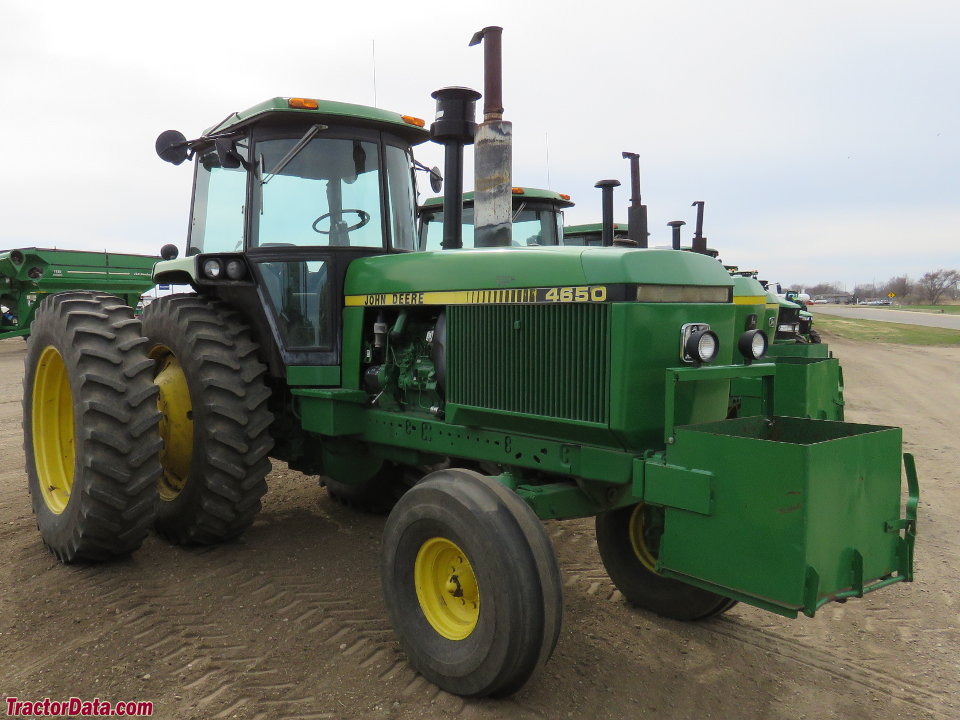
[
  {"left": 155, "top": 130, "right": 189, "bottom": 165},
  {"left": 429, "top": 166, "right": 443, "bottom": 193}
]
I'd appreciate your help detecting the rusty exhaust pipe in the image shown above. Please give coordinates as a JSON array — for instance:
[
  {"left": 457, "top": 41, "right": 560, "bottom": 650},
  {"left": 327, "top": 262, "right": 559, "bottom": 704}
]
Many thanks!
[
  {"left": 470, "top": 26, "right": 512, "bottom": 247},
  {"left": 622, "top": 152, "right": 648, "bottom": 248},
  {"left": 691, "top": 201, "right": 708, "bottom": 255}
]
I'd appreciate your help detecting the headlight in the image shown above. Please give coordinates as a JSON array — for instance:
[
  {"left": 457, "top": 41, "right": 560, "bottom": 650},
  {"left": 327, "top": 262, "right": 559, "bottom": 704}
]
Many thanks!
[
  {"left": 202, "top": 259, "right": 223, "bottom": 279},
  {"left": 225, "top": 259, "right": 246, "bottom": 280},
  {"left": 681, "top": 323, "right": 720, "bottom": 364},
  {"left": 778, "top": 323, "right": 798, "bottom": 333},
  {"left": 738, "top": 329, "right": 768, "bottom": 362}
]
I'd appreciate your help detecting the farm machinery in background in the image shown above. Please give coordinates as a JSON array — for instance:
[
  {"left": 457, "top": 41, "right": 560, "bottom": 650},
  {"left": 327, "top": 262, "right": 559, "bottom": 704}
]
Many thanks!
[
  {"left": 573, "top": 159, "right": 844, "bottom": 422},
  {"left": 0, "top": 248, "right": 158, "bottom": 340},
  {"left": 21, "top": 27, "right": 915, "bottom": 700}
]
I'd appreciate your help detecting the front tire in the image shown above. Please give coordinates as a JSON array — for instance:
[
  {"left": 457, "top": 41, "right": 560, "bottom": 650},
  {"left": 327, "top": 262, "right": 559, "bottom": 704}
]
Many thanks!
[
  {"left": 382, "top": 469, "right": 562, "bottom": 698},
  {"left": 596, "top": 503, "right": 735, "bottom": 621},
  {"left": 142, "top": 294, "right": 273, "bottom": 545},
  {"left": 24, "top": 292, "right": 162, "bottom": 562}
]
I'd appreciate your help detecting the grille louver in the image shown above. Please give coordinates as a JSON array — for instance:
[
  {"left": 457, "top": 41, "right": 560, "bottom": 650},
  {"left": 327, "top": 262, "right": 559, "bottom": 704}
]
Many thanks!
[{"left": 447, "top": 304, "right": 609, "bottom": 424}]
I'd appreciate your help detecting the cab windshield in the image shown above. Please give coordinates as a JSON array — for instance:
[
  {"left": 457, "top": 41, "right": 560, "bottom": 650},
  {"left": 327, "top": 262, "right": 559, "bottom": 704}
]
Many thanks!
[{"left": 187, "top": 130, "right": 417, "bottom": 254}]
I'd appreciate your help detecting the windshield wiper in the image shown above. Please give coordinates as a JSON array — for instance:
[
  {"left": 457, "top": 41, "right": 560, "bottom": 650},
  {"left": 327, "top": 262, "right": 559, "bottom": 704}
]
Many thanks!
[{"left": 260, "top": 124, "right": 327, "bottom": 185}]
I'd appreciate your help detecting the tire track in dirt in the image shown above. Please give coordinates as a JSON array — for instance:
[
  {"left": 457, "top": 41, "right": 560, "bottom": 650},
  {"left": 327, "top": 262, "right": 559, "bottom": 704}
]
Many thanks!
[{"left": 549, "top": 521, "right": 955, "bottom": 720}]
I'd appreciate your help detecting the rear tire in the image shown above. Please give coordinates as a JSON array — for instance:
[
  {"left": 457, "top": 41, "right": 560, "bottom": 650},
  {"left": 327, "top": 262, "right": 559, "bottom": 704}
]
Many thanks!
[
  {"left": 325, "top": 462, "right": 416, "bottom": 514},
  {"left": 23, "top": 292, "right": 162, "bottom": 562},
  {"left": 142, "top": 294, "right": 273, "bottom": 545},
  {"left": 808, "top": 328, "right": 822, "bottom": 344},
  {"left": 382, "top": 469, "right": 562, "bottom": 697},
  {"left": 596, "top": 503, "right": 735, "bottom": 621}
]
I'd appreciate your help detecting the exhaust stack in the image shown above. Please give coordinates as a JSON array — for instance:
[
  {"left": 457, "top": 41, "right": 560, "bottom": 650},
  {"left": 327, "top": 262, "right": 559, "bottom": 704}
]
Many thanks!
[
  {"left": 622, "top": 152, "right": 648, "bottom": 248},
  {"left": 470, "top": 26, "right": 512, "bottom": 247},
  {"left": 429, "top": 87, "right": 481, "bottom": 250},
  {"left": 668, "top": 220, "right": 686, "bottom": 250},
  {"left": 691, "top": 201, "right": 708, "bottom": 255},
  {"left": 595, "top": 179, "right": 621, "bottom": 247}
]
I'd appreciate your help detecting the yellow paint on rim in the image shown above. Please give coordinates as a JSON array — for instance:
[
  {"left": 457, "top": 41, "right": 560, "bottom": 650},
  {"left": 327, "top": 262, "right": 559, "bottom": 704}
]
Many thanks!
[
  {"left": 32, "top": 346, "right": 76, "bottom": 514},
  {"left": 628, "top": 504, "right": 660, "bottom": 574},
  {"left": 414, "top": 537, "right": 480, "bottom": 640},
  {"left": 151, "top": 346, "right": 194, "bottom": 502}
]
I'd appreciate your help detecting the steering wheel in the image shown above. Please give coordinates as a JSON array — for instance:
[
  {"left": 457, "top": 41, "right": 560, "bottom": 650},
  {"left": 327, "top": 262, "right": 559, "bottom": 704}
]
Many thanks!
[{"left": 312, "top": 209, "right": 371, "bottom": 234}]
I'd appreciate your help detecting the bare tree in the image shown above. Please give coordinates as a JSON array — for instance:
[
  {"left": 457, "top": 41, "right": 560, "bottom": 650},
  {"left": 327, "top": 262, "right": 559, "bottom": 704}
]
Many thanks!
[
  {"left": 883, "top": 276, "right": 912, "bottom": 300},
  {"left": 916, "top": 269, "right": 960, "bottom": 305},
  {"left": 806, "top": 282, "right": 845, "bottom": 296}
]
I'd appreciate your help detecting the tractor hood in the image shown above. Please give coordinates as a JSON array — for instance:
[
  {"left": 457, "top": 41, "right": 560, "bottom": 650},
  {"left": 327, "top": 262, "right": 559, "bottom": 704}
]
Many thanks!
[{"left": 344, "top": 247, "right": 734, "bottom": 300}]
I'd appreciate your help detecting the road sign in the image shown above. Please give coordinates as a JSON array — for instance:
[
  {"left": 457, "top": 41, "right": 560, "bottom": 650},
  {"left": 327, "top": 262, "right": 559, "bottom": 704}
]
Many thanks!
[{"left": 888, "top": 292, "right": 896, "bottom": 298}]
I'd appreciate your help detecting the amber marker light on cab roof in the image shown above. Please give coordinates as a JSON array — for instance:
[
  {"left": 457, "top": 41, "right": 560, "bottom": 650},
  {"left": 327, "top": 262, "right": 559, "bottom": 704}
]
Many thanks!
[
  {"left": 402, "top": 115, "right": 426, "bottom": 127},
  {"left": 559, "top": 193, "right": 571, "bottom": 201},
  {"left": 289, "top": 98, "right": 319, "bottom": 109},
  {"left": 512, "top": 187, "right": 525, "bottom": 194}
]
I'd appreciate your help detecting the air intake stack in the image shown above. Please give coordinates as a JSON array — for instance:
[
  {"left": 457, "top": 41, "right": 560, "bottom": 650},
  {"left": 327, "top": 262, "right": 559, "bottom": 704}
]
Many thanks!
[
  {"left": 429, "top": 87, "right": 481, "bottom": 250},
  {"left": 595, "top": 179, "right": 621, "bottom": 247}
]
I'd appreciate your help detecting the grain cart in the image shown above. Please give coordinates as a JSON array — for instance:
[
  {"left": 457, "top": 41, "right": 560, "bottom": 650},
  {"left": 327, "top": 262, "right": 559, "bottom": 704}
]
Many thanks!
[
  {"left": 419, "top": 187, "right": 574, "bottom": 249},
  {"left": 0, "top": 247, "right": 157, "bottom": 340},
  {"left": 23, "top": 93, "right": 917, "bottom": 699}
]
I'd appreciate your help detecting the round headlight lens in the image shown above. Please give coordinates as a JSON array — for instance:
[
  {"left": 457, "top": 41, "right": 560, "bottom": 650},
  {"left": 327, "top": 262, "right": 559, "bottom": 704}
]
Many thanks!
[
  {"left": 225, "top": 259, "right": 246, "bottom": 280},
  {"left": 697, "top": 331, "right": 718, "bottom": 362},
  {"left": 202, "top": 259, "right": 223, "bottom": 279},
  {"left": 738, "top": 329, "right": 768, "bottom": 360},
  {"left": 685, "top": 329, "right": 719, "bottom": 364}
]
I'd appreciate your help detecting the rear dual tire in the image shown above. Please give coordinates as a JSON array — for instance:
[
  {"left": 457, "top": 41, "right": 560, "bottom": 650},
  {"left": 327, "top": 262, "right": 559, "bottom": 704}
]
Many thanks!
[
  {"left": 24, "top": 292, "right": 162, "bottom": 562},
  {"left": 141, "top": 294, "right": 274, "bottom": 545}
]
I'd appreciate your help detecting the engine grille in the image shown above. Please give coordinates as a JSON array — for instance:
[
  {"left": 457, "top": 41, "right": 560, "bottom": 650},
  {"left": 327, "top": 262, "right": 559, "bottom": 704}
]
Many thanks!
[{"left": 447, "top": 303, "right": 609, "bottom": 424}]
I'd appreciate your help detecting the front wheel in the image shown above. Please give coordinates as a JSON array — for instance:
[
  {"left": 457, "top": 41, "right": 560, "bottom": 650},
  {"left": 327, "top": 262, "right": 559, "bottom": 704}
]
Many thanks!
[
  {"left": 381, "top": 469, "right": 562, "bottom": 698},
  {"left": 596, "top": 503, "right": 735, "bottom": 621}
]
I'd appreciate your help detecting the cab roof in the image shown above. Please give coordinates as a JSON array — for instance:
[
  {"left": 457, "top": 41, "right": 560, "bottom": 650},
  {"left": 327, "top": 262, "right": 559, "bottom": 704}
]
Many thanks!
[
  {"left": 202, "top": 97, "right": 430, "bottom": 145},
  {"left": 421, "top": 187, "right": 574, "bottom": 209},
  {"left": 563, "top": 222, "right": 628, "bottom": 234}
]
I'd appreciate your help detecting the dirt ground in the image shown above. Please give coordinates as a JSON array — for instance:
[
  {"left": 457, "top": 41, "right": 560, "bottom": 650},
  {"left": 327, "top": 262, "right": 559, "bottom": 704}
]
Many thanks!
[{"left": 1, "top": 333, "right": 957, "bottom": 720}]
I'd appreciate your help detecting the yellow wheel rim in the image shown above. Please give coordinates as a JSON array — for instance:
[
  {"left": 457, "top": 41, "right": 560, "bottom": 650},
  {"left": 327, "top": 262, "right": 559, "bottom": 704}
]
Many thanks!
[
  {"left": 628, "top": 503, "right": 661, "bottom": 574},
  {"left": 414, "top": 537, "right": 480, "bottom": 641},
  {"left": 151, "top": 347, "right": 194, "bottom": 501},
  {"left": 32, "top": 346, "right": 76, "bottom": 514}
]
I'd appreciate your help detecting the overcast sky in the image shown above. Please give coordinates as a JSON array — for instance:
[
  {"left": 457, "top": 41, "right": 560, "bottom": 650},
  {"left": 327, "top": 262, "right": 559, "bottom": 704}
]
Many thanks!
[{"left": 2, "top": 0, "right": 957, "bottom": 291}]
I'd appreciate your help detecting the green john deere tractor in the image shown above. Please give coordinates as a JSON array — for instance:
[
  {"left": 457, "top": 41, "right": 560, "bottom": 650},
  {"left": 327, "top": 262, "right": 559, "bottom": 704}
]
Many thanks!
[
  {"left": 1, "top": 247, "right": 158, "bottom": 340},
  {"left": 23, "top": 93, "right": 917, "bottom": 698},
  {"left": 419, "top": 186, "right": 573, "bottom": 249}
]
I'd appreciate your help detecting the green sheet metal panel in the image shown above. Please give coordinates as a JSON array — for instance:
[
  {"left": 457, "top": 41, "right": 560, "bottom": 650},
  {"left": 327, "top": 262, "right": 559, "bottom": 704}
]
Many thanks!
[
  {"left": 734, "top": 356, "right": 844, "bottom": 420},
  {"left": 766, "top": 342, "right": 830, "bottom": 359},
  {"left": 653, "top": 416, "right": 904, "bottom": 615}
]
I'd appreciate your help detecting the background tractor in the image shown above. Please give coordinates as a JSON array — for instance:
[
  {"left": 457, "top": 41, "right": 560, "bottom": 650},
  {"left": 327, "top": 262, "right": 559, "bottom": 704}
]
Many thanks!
[
  {"left": 419, "top": 187, "right": 573, "bottom": 250},
  {"left": 22, "top": 86, "right": 916, "bottom": 699}
]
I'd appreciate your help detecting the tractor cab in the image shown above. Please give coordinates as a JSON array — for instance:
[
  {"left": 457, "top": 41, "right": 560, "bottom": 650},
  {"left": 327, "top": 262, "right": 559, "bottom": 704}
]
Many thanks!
[
  {"left": 418, "top": 187, "right": 573, "bottom": 249},
  {"left": 153, "top": 97, "right": 429, "bottom": 375},
  {"left": 562, "top": 222, "right": 629, "bottom": 246}
]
